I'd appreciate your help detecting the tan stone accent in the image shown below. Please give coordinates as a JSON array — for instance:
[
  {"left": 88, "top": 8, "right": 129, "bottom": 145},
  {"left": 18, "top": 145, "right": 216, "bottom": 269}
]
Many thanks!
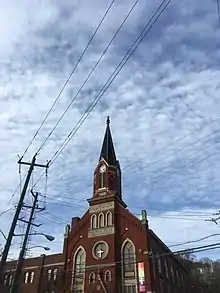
[
  {"left": 43, "top": 262, "right": 64, "bottom": 267},
  {"left": 88, "top": 226, "right": 115, "bottom": 238},
  {"left": 125, "top": 272, "right": 135, "bottom": 277},
  {"left": 86, "top": 263, "right": 115, "bottom": 269},
  {"left": 124, "top": 279, "right": 137, "bottom": 285},
  {"left": 89, "top": 201, "right": 114, "bottom": 213}
]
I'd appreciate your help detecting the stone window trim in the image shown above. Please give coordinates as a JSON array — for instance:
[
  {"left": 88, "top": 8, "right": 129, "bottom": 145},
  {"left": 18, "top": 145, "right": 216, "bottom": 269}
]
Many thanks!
[
  {"left": 99, "top": 164, "right": 106, "bottom": 188},
  {"left": 124, "top": 284, "right": 137, "bottom": 293},
  {"left": 121, "top": 238, "right": 137, "bottom": 290},
  {"left": 9, "top": 274, "right": 13, "bottom": 285},
  {"left": 47, "top": 268, "right": 52, "bottom": 280},
  {"left": 105, "top": 270, "right": 111, "bottom": 282},
  {"left": 24, "top": 271, "right": 35, "bottom": 284},
  {"left": 122, "top": 240, "right": 136, "bottom": 272},
  {"left": 98, "top": 212, "right": 105, "bottom": 228},
  {"left": 24, "top": 271, "right": 29, "bottom": 283},
  {"left": 3, "top": 273, "right": 8, "bottom": 285},
  {"left": 92, "top": 241, "right": 109, "bottom": 260},
  {"left": 4, "top": 272, "right": 15, "bottom": 286},
  {"left": 53, "top": 268, "right": 58, "bottom": 281},
  {"left": 89, "top": 272, "right": 95, "bottom": 284},
  {"left": 71, "top": 246, "right": 86, "bottom": 293},
  {"left": 47, "top": 268, "right": 57, "bottom": 281},
  {"left": 90, "top": 214, "right": 97, "bottom": 229},
  {"left": 73, "top": 247, "right": 86, "bottom": 269},
  {"left": 106, "top": 211, "right": 113, "bottom": 226},
  {"left": 30, "top": 271, "right": 35, "bottom": 283}
]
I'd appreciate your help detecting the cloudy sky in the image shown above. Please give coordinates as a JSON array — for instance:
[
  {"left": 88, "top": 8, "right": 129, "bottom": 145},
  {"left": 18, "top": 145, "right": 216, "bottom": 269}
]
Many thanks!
[{"left": 1, "top": 0, "right": 220, "bottom": 261}]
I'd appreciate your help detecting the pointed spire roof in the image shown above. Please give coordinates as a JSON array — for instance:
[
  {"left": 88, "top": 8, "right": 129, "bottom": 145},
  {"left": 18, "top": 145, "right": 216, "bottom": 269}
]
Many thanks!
[{"left": 99, "top": 116, "right": 117, "bottom": 166}]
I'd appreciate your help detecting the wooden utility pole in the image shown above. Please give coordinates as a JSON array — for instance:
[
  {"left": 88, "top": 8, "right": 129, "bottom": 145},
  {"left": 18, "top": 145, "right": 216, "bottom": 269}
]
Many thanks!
[
  {"left": 0, "top": 154, "right": 48, "bottom": 285},
  {"left": 10, "top": 190, "right": 39, "bottom": 293}
]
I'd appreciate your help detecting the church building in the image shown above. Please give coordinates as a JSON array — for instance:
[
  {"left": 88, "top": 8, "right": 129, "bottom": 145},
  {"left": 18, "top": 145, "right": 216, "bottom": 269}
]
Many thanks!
[
  {"left": 63, "top": 116, "right": 188, "bottom": 293},
  {"left": 3, "top": 117, "right": 188, "bottom": 293}
]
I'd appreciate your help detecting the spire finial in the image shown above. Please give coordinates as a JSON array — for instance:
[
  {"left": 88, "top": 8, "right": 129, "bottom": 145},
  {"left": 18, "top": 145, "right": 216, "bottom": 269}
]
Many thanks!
[{"left": 106, "top": 116, "right": 110, "bottom": 125}]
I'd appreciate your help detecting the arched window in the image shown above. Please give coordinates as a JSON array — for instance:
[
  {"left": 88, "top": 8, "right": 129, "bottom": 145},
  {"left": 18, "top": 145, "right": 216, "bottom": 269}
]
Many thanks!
[
  {"left": 123, "top": 241, "right": 135, "bottom": 272},
  {"left": 91, "top": 214, "right": 97, "bottom": 229},
  {"left": 89, "top": 272, "right": 95, "bottom": 284},
  {"left": 98, "top": 213, "right": 104, "bottom": 227},
  {"left": 99, "top": 164, "right": 106, "bottom": 188},
  {"left": 105, "top": 271, "right": 111, "bottom": 282},
  {"left": 75, "top": 248, "right": 85, "bottom": 275},
  {"left": 106, "top": 212, "right": 112, "bottom": 226}
]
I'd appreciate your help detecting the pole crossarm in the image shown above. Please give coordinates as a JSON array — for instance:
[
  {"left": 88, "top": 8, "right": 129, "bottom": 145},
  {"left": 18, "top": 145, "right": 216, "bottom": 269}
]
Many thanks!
[
  {"left": 10, "top": 191, "right": 39, "bottom": 293},
  {"left": 18, "top": 218, "right": 42, "bottom": 228},
  {"left": 0, "top": 154, "right": 49, "bottom": 287}
]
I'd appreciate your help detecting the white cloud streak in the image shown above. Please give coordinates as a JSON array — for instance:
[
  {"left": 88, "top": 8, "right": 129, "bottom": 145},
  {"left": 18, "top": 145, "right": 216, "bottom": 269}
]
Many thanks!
[{"left": 0, "top": 0, "right": 220, "bottom": 259}]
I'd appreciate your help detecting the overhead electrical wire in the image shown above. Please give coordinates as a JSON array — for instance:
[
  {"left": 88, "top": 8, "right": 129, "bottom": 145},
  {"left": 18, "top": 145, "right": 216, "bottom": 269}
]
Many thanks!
[
  {"left": 139, "top": 147, "right": 220, "bottom": 190},
  {"left": 49, "top": 0, "right": 173, "bottom": 166},
  {"left": 123, "top": 116, "right": 220, "bottom": 170},
  {"left": 0, "top": 172, "right": 28, "bottom": 219},
  {"left": 36, "top": 0, "right": 140, "bottom": 154},
  {"left": 20, "top": 0, "right": 115, "bottom": 159},
  {"left": 169, "top": 233, "right": 220, "bottom": 248},
  {"left": 44, "top": 195, "right": 212, "bottom": 218},
  {"left": 138, "top": 127, "right": 220, "bottom": 172},
  {"left": 121, "top": 127, "right": 220, "bottom": 189},
  {"left": 32, "top": 0, "right": 173, "bottom": 188},
  {"left": 7, "top": 242, "right": 220, "bottom": 270}
]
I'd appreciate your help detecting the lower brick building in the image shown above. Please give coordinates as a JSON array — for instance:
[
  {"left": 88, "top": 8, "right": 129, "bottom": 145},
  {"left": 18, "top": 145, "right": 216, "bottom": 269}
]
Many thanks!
[
  {"left": 3, "top": 117, "right": 188, "bottom": 293},
  {"left": 3, "top": 252, "right": 65, "bottom": 293}
]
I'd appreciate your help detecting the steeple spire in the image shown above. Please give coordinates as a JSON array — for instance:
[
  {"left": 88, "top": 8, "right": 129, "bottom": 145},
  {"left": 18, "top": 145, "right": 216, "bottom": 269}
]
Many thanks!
[{"left": 99, "top": 116, "right": 117, "bottom": 166}]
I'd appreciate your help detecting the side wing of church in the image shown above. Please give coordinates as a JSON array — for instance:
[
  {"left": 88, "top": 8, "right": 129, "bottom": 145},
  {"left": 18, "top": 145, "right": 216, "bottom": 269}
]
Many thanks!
[{"left": 3, "top": 117, "right": 188, "bottom": 293}]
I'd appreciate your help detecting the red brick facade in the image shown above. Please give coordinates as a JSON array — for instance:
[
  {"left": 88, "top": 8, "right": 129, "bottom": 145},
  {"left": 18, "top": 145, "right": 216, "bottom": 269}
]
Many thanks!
[{"left": 3, "top": 117, "right": 188, "bottom": 293}]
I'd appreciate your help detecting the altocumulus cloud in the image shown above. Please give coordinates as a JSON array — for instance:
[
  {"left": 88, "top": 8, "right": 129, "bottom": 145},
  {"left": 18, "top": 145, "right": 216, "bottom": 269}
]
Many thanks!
[{"left": 0, "top": 0, "right": 220, "bottom": 259}]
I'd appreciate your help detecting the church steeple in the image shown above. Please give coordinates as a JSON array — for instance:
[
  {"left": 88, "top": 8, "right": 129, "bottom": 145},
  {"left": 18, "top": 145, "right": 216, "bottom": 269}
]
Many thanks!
[
  {"left": 92, "top": 116, "right": 122, "bottom": 199},
  {"left": 99, "top": 116, "right": 117, "bottom": 166}
]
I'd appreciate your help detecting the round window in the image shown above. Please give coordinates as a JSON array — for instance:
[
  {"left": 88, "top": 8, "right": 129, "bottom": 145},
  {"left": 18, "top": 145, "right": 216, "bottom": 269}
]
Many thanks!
[{"left": 92, "top": 241, "right": 109, "bottom": 260}]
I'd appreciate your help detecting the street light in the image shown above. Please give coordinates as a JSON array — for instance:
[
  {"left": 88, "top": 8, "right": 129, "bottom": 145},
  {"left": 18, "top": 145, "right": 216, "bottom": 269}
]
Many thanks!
[
  {"left": 14, "top": 232, "right": 55, "bottom": 242},
  {"left": 28, "top": 245, "right": 50, "bottom": 251}
]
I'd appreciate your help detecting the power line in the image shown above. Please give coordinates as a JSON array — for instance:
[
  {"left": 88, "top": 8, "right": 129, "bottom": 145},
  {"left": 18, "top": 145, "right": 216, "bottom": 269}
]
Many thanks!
[
  {"left": 169, "top": 233, "right": 220, "bottom": 248},
  {"left": 36, "top": 0, "right": 140, "bottom": 154},
  {"left": 32, "top": 0, "right": 172, "bottom": 189},
  {"left": 43, "top": 192, "right": 214, "bottom": 217},
  {"left": 0, "top": 172, "right": 27, "bottom": 219},
  {"left": 5, "top": 240, "right": 220, "bottom": 270},
  {"left": 45, "top": 197, "right": 212, "bottom": 218},
  {"left": 123, "top": 117, "right": 220, "bottom": 170},
  {"left": 20, "top": 0, "right": 115, "bottom": 159},
  {"left": 0, "top": 208, "right": 15, "bottom": 219},
  {"left": 121, "top": 127, "right": 220, "bottom": 190},
  {"left": 137, "top": 127, "right": 220, "bottom": 173},
  {"left": 138, "top": 147, "right": 220, "bottom": 191},
  {"left": 49, "top": 0, "right": 173, "bottom": 166}
]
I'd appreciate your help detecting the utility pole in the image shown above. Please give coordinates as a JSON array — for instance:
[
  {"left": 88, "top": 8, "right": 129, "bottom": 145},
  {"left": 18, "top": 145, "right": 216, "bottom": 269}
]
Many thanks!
[
  {"left": 10, "top": 190, "right": 39, "bottom": 293},
  {"left": 0, "top": 154, "right": 48, "bottom": 284}
]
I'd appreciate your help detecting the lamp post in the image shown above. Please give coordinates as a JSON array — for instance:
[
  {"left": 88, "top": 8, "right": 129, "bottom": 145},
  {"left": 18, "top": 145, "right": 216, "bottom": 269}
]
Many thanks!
[
  {"left": 28, "top": 246, "right": 50, "bottom": 251},
  {"left": 14, "top": 233, "right": 55, "bottom": 242}
]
